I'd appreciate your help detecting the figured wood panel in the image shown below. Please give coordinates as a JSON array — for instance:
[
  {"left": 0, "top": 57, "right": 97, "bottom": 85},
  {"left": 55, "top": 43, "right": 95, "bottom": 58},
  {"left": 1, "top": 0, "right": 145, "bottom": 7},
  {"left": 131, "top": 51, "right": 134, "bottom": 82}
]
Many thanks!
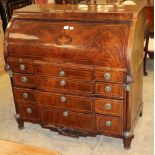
[
  {"left": 36, "top": 92, "right": 93, "bottom": 113},
  {"left": 40, "top": 109, "right": 95, "bottom": 131},
  {"left": 95, "top": 98, "right": 123, "bottom": 117},
  {"left": 96, "top": 115, "right": 123, "bottom": 135},
  {"left": 8, "top": 20, "right": 127, "bottom": 67},
  {"left": 36, "top": 77, "right": 93, "bottom": 94}
]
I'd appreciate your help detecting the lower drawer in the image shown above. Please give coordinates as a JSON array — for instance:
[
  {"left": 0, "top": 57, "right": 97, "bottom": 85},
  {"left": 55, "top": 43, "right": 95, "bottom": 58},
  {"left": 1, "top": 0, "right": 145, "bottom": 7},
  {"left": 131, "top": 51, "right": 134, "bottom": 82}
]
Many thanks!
[
  {"left": 18, "top": 105, "right": 39, "bottom": 122},
  {"left": 96, "top": 115, "right": 123, "bottom": 135},
  {"left": 40, "top": 109, "right": 95, "bottom": 132}
]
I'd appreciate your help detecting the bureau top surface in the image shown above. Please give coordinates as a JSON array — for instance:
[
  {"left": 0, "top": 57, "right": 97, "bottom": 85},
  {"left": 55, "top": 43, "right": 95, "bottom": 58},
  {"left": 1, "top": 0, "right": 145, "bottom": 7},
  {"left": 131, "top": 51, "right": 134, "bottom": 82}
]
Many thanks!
[{"left": 13, "top": 3, "right": 144, "bottom": 21}]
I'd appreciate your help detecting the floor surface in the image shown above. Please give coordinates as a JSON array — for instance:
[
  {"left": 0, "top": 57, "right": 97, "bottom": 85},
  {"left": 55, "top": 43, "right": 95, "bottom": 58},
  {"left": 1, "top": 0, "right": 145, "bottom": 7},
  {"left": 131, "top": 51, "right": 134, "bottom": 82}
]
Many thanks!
[{"left": 0, "top": 59, "right": 154, "bottom": 155}]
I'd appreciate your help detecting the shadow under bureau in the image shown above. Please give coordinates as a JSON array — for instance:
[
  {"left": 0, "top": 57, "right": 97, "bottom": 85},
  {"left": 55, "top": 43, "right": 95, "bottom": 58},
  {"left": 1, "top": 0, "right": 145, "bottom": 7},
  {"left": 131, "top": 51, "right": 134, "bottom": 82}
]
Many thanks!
[{"left": 4, "top": 3, "right": 145, "bottom": 149}]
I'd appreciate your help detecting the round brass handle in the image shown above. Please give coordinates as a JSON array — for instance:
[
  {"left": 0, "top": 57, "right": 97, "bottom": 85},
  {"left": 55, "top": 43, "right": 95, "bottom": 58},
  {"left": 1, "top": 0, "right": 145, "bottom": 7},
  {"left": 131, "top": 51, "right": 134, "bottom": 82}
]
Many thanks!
[
  {"left": 59, "top": 70, "right": 65, "bottom": 77},
  {"left": 104, "top": 73, "right": 111, "bottom": 80},
  {"left": 21, "top": 76, "right": 28, "bottom": 83},
  {"left": 60, "top": 95, "right": 66, "bottom": 103},
  {"left": 19, "top": 64, "right": 26, "bottom": 71},
  {"left": 18, "top": 3, "right": 23, "bottom": 7},
  {"left": 23, "top": 92, "right": 29, "bottom": 99},
  {"left": 105, "top": 121, "right": 112, "bottom": 127},
  {"left": 59, "top": 80, "right": 66, "bottom": 86},
  {"left": 63, "top": 111, "right": 68, "bottom": 117},
  {"left": 105, "top": 103, "right": 112, "bottom": 110},
  {"left": 26, "top": 108, "right": 32, "bottom": 114},
  {"left": 104, "top": 86, "right": 112, "bottom": 93}
]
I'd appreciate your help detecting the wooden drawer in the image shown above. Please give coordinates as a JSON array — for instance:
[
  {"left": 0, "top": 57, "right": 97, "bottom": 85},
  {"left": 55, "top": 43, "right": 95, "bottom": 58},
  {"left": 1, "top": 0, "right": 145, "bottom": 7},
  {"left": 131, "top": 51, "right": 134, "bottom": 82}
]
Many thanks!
[
  {"left": 95, "top": 69, "right": 124, "bottom": 83},
  {"left": 34, "top": 64, "right": 94, "bottom": 81},
  {"left": 36, "top": 92, "right": 93, "bottom": 113},
  {"left": 95, "top": 83, "right": 124, "bottom": 99},
  {"left": 95, "top": 98, "right": 123, "bottom": 117},
  {"left": 40, "top": 109, "right": 95, "bottom": 131},
  {"left": 36, "top": 77, "right": 93, "bottom": 94},
  {"left": 96, "top": 115, "right": 123, "bottom": 135},
  {"left": 13, "top": 74, "right": 35, "bottom": 88},
  {"left": 10, "top": 62, "right": 34, "bottom": 74},
  {"left": 18, "top": 105, "right": 39, "bottom": 122},
  {"left": 13, "top": 88, "right": 36, "bottom": 102}
]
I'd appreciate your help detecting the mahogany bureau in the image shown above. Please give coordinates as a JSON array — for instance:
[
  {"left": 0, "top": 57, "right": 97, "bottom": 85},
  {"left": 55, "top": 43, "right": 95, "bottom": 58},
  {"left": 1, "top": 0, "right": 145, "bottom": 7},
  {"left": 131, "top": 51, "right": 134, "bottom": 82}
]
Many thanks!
[{"left": 4, "top": 3, "right": 145, "bottom": 149}]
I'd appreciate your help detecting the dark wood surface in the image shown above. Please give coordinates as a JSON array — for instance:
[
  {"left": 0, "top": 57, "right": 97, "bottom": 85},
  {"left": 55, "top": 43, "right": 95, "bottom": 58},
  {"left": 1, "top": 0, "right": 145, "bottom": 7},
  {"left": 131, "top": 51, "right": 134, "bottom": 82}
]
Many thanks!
[{"left": 4, "top": 2, "right": 145, "bottom": 149}]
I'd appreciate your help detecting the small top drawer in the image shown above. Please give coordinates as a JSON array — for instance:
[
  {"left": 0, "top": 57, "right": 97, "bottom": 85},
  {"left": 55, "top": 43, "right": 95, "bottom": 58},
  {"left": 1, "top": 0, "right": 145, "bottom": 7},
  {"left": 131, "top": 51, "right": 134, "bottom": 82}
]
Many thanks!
[
  {"left": 95, "top": 82, "right": 124, "bottom": 99},
  {"left": 34, "top": 64, "right": 94, "bottom": 81},
  {"left": 10, "top": 62, "right": 34, "bottom": 74},
  {"left": 95, "top": 68, "right": 124, "bottom": 83}
]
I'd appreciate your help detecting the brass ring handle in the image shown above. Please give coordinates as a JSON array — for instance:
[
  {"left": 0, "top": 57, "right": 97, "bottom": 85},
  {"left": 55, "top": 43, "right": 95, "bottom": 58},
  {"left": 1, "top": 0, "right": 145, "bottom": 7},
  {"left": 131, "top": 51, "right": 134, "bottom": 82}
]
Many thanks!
[
  {"left": 104, "top": 86, "right": 112, "bottom": 93},
  {"left": 21, "top": 76, "right": 28, "bottom": 83},
  {"left": 63, "top": 111, "right": 68, "bottom": 117},
  {"left": 23, "top": 92, "right": 29, "bottom": 99},
  {"left": 19, "top": 64, "right": 26, "bottom": 71},
  {"left": 104, "top": 73, "right": 111, "bottom": 80},
  {"left": 26, "top": 108, "right": 32, "bottom": 114},
  {"left": 59, "top": 70, "right": 65, "bottom": 77},
  {"left": 60, "top": 95, "right": 66, "bottom": 103},
  {"left": 59, "top": 80, "right": 66, "bottom": 86},
  {"left": 105, "top": 121, "right": 112, "bottom": 127},
  {"left": 105, "top": 103, "right": 112, "bottom": 110}
]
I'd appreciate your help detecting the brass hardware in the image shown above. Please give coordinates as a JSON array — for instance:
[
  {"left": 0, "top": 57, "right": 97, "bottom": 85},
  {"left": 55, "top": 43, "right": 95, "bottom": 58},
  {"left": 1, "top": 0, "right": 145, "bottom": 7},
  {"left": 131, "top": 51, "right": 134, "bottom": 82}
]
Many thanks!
[
  {"left": 105, "top": 121, "right": 112, "bottom": 127},
  {"left": 60, "top": 95, "right": 66, "bottom": 103},
  {"left": 21, "top": 76, "right": 28, "bottom": 83},
  {"left": 59, "top": 80, "right": 66, "bottom": 86},
  {"left": 26, "top": 108, "right": 32, "bottom": 114},
  {"left": 104, "top": 73, "right": 111, "bottom": 80},
  {"left": 23, "top": 92, "right": 29, "bottom": 99},
  {"left": 59, "top": 70, "right": 65, "bottom": 77},
  {"left": 63, "top": 111, "right": 68, "bottom": 117},
  {"left": 5, "top": 64, "right": 10, "bottom": 71},
  {"left": 18, "top": 3, "right": 23, "bottom": 7},
  {"left": 104, "top": 86, "right": 112, "bottom": 93},
  {"left": 19, "top": 64, "right": 26, "bottom": 71},
  {"left": 105, "top": 103, "right": 112, "bottom": 110}
]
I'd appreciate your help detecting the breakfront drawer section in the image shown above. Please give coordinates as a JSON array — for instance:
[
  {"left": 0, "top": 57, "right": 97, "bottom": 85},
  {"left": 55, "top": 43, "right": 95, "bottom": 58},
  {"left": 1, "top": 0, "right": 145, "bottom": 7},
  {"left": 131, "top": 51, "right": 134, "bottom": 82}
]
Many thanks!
[
  {"left": 96, "top": 115, "right": 123, "bottom": 135},
  {"left": 10, "top": 62, "right": 34, "bottom": 74},
  {"left": 18, "top": 104, "right": 39, "bottom": 122},
  {"left": 36, "top": 77, "right": 93, "bottom": 94},
  {"left": 95, "top": 83, "right": 124, "bottom": 99},
  {"left": 40, "top": 109, "right": 95, "bottom": 131},
  {"left": 36, "top": 92, "right": 93, "bottom": 113},
  {"left": 13, "top": 74, "right": 35, "bottom": 88},
  {"left": 13, "top": 88, "right": 36, "bottom": 102},
  {"left": 34, "top": 64, "right": 94, "bottom": 81},
  {"left": 95, "top": 98, "right": 123, "bottom": 117}
]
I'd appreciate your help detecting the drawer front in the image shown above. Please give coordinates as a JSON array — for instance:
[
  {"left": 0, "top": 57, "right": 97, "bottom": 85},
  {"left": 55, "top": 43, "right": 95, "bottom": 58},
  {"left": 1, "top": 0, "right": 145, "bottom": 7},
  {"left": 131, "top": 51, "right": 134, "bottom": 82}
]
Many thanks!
[
  {"left": 95, "top": 69, "right": 124, "bottom": 83},
  {"left": 96, "top": 115, "right": 123, "bottom": 135},
  {"left": 18, "top": 105, "right": 39, "bottom": 122},
  {"left": 36, "top": 92, "right": 93, "bottom": 113},
  {"left": 36, "top": 77, "right": 93, "bottom": 94},
  {"left": 10, "top": 62, "right": 34, "bottom": 74},
  {"left": 13, "top": 88, "right": 36, "bottom": 102},
  {"left": 40, "top": 109, "right": 95, "bottom": 131},
  {"left": 13, "top": 74, "right": 35, "bottom": 88},
  {"left": 34, "top": 65, "right": 94, "bottom": 81},
  {"left": 96, "top": 83, "right": 123, "bottom": 99},
  {"left": 95, "top": 98, "right": 123, "bottom": 117}
]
